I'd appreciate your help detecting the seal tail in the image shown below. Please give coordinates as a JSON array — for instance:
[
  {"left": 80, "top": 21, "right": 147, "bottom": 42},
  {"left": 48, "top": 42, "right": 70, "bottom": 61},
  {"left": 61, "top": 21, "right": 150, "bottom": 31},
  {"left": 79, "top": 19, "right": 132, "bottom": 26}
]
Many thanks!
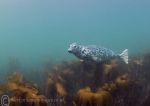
[{"left": 119, "top": 49, "right": 128, "bottom": 64}]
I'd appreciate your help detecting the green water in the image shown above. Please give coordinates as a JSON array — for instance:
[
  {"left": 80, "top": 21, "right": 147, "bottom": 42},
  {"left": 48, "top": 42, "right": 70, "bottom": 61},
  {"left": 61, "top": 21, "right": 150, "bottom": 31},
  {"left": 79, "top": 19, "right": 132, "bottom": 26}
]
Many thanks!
[{"left": 0, "top": 0, "right": 150, "bottom": 68}]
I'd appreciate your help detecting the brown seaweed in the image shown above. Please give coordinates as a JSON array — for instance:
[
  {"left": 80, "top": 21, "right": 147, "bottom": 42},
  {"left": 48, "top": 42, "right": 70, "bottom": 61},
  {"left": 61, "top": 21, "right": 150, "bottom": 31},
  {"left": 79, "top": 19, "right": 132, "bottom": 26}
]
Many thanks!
[
  {"left": 0, "top": 52, "right": 150, "bottom": 106},
  {"left": 0, "top": 72, "right": 47, "bottom": 106}
]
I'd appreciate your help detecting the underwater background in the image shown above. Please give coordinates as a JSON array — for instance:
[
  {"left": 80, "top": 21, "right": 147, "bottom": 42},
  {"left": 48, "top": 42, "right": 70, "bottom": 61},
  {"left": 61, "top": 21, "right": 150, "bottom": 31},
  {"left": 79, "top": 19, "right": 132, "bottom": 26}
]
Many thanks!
[
  {"left": 0, "top": 0, "right": 150, "bottom": 68},
  {"left": 0, "top": 0, "right": 150, "bottom": 106}
]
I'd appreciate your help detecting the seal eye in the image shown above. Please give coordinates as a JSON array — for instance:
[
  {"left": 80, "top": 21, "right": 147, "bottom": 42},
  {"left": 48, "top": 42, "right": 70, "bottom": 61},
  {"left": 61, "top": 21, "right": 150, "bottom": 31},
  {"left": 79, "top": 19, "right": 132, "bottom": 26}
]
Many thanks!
[
  {"left": 71, "top": 42, "right": 78, "bottom": 49},
  {"left": 72, "top": 44, "right": 78, "bottom": 49}
]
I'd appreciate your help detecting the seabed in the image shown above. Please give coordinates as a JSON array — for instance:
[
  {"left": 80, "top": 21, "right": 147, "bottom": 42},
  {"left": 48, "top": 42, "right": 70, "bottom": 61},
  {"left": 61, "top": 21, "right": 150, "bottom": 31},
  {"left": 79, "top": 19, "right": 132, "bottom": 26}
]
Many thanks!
[{"left": 0, "top": 52, "right": 150, "bottom": 106}]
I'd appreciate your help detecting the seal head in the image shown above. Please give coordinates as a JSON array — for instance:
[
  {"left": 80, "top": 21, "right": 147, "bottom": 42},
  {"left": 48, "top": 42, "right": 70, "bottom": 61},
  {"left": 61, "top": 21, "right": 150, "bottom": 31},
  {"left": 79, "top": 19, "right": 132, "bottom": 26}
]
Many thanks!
[{"left": 68, "top": 42, "right": 79, "bottom": 53}]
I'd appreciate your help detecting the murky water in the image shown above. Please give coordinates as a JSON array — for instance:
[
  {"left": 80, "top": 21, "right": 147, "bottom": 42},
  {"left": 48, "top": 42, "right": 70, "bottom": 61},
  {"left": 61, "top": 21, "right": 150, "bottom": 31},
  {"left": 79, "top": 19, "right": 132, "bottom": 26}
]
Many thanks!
[
  {"left": 0, "top": 1, "right": 150, "bottom": 106},
  {"left": 0, "top": 0, "right": 150, "bottom": 68}
]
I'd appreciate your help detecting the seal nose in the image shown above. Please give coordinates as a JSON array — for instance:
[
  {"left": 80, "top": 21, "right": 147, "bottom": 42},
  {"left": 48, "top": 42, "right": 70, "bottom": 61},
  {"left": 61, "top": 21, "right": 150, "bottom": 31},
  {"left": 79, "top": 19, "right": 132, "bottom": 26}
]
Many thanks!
[{"left": 68, "top": 48, "right": 72, "bottom": 53}]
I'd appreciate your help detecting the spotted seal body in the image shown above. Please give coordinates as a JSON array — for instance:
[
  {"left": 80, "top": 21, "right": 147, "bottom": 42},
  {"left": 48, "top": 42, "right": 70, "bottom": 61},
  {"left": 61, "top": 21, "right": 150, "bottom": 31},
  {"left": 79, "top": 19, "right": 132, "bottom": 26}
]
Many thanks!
[{"left": 68, "top": 43, "right": 128, "bottom": 64}]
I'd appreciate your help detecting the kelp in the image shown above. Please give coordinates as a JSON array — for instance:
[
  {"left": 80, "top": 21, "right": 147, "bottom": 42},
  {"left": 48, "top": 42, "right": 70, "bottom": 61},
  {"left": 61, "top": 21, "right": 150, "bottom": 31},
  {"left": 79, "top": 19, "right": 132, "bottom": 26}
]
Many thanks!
[
  {"left": 0, "top": 52, "right": 150, "bottom": 106},
  {"left": 0, "top": 72, "right": 47, "bottom": 106}
]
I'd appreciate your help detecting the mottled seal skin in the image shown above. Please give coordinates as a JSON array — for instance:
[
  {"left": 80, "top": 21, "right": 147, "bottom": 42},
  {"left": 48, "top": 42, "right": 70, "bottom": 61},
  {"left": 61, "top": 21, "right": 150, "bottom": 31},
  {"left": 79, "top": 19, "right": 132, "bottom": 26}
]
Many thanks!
[{"left": 68, "top": 43, "right": 128, "bottom": 64}]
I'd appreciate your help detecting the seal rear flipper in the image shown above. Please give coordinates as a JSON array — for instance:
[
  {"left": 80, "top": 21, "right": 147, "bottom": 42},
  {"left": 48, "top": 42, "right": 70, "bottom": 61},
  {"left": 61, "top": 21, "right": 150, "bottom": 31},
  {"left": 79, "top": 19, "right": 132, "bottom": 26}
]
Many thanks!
[{"left": 119, "top": 49, "right": 128, "bottom": 64}]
